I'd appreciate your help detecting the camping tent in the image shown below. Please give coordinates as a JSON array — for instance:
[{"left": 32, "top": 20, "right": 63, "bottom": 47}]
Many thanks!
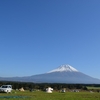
[
  {"left": 46, "top": 87, "right": 53, "bottom": 93},
  {"left": 19, "top": 87, "right": 24, "bottom": 91}
]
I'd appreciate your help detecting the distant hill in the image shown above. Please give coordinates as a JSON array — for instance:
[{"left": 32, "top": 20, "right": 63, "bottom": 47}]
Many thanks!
[{"left": 0, "top": 65, "right": 100, "bottom": 84}]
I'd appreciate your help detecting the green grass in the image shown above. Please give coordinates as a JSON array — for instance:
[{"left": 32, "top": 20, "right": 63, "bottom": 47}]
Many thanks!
[
  {"left": 87, "top": 86, "right": 100, "bottom": 90},
  {"left": 0, "top": 90, "right": 100, "bottom": 100}
]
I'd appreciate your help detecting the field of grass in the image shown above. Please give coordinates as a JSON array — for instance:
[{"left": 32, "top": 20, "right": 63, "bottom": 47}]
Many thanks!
[
  {"left": 0, "top": 90, "right": 100, "bottom": 100},
  {"left": 87, "top": 86, "right": 100, "bottom": 90}
]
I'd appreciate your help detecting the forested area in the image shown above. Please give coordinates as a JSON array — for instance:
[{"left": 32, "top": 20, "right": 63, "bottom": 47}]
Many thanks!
[{"left": 0, "top": 81, "right": 100, "bottom": 91}]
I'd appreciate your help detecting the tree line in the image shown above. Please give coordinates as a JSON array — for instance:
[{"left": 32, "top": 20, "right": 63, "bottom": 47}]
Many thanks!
[{"left": 0, "top": 81, "right": 100, "bottom": 91}]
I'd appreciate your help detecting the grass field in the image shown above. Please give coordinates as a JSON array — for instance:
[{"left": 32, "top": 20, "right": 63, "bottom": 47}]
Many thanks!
[
  {"left": 87, "top": 86, "right": 100, "bottom": 90},
  {"left": 0, "top": 90, "right": 100, "bottom": 100}
]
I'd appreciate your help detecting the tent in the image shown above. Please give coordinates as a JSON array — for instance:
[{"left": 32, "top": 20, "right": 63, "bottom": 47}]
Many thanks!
[
  {"left": 19, "top": 87, "right": 24, "bottom": 91},
  {"left": 46, "top": 87, "right": 53, "bottom": 93}
]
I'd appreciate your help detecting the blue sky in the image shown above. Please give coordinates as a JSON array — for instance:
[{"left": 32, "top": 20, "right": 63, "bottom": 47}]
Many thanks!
[{"left": 0, "top": 0, "right": 100, "bottom": 79}]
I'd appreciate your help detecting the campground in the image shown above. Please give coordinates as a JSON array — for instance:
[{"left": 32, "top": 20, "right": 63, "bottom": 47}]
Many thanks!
[{"left": 0, "top": 90, "right": 100, "bottom": 100}]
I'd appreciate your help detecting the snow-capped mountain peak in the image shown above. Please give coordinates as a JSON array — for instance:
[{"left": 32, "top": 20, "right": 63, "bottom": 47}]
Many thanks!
[{"left": 48, "top": 65, "right": 78, "bottom": 73}]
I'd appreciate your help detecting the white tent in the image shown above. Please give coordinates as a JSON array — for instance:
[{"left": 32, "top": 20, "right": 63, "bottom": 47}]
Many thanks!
[
  {"left": 46, "top": 87, "right": 53, "bottom": 93},
  {"left": 19, "top": 87, "right": 25, "bottom": 91},
  {"left": 61, "top": 88, "right": 66, "bottom": 93}
]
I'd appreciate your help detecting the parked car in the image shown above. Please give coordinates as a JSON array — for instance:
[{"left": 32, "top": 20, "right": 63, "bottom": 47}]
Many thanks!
[{"left": 0, "top": 85, "right": 12, "bottom": 93}]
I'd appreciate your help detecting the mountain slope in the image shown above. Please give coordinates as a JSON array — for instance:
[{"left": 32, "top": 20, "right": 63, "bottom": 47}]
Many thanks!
[
  {"left": 48, "top": 65, "right": 78, "bottom": 73},
  {"left": 0, "top": 65, "right": 100, "bottom": 84}
]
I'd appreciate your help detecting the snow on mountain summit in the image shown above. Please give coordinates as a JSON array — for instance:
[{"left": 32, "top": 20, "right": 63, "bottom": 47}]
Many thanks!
[{"left": 48, "top": 65, "right": 78, "bottom": 73}]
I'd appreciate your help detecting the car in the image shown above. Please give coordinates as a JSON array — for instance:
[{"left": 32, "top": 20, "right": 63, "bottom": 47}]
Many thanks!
[{"left": 0, "top": 85, "right": 12, "bottom": 93}]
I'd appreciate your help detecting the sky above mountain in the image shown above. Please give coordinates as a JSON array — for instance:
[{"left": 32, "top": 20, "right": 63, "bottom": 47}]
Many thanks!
[{"left": 0, "top": 0, "right": 100, "bottom": 79}]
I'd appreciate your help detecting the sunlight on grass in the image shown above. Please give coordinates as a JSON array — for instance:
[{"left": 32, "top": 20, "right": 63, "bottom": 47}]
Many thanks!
[{"left": 0, "top": 90, "right": 100, "bottom": 100}]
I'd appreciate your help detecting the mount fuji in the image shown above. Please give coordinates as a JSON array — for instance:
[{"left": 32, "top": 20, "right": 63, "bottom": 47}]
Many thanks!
[
  {"left": 48, "top": 65, "right": 78, "bottom": 73},
  {"left": 0, "top": 65, "right": 100, "bottom": 84}
]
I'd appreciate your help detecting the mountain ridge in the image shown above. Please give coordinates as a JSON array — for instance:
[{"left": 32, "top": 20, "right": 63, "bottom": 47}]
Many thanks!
[
  {"left": 47, "top": 65, "right": 78, "bottom": 73},
  {"left": 0, "top": 64, "right": 100, "bottom": 84}
]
